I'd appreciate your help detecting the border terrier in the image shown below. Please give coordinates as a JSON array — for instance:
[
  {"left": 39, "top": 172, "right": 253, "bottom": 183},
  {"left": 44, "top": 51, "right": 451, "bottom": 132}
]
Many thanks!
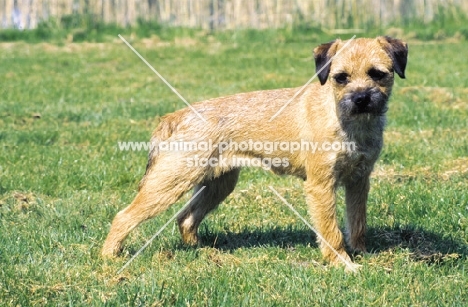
[{"left": 102, "top": 36, "right": 408, "bottom": 268}]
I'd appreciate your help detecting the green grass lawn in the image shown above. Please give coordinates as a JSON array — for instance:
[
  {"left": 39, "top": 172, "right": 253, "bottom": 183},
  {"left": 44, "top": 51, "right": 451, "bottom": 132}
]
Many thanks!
[{"left": 1, "top": 29, "right": 467, "bottom": 306}]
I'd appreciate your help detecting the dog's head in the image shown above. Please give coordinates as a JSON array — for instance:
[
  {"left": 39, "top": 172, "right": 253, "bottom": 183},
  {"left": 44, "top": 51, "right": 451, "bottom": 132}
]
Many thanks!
[{"left": 314, "top": 36, "right": 408, "bottom": 118}]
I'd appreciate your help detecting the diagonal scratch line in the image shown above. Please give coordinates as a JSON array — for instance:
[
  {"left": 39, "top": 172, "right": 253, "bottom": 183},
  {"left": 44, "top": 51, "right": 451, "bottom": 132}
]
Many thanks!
[
  {"left": 268, "top": 186, "right": 357, "bottom": 272},
  {"left": 269, "top": 35, "right": 356, "bottom": 122},
  {"left": 116, "top": 186, "right": 206, "bottom": 275},
  {"left": 118, "top": 34, "right": 206, "bottom": 122}
]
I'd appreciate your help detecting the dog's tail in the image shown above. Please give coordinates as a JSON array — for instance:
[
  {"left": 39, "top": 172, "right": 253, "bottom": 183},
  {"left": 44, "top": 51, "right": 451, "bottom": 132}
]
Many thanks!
[{"left": 138, "top": 113, "right": 183, "bottom": 191}]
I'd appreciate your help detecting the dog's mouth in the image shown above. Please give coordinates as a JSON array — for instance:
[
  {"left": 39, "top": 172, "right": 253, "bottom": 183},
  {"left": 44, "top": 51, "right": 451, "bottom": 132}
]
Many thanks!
[
  {"left": 339, "top": 89, "right": 389, "bottom": 117},
  {"left": 352, "top": 104, "right": 388, "bottom": 116}
]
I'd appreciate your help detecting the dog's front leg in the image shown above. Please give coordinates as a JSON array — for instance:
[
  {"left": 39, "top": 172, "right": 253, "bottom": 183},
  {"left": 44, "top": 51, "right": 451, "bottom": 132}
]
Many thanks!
[
  {"left": 344, "top": 176, "right": 370, "bottom": 253},
  {"left": 304, "top": 177, "right": 353, "bottom": 267}
]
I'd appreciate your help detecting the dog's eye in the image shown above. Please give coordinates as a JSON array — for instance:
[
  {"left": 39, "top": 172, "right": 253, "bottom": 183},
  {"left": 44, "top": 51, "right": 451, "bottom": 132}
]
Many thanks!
[
  {"left": 333, "top": 73, "right": 349, "bottom": 85},
  {"left": 368, "top": 68, "right": 387, "bottom": 81}
]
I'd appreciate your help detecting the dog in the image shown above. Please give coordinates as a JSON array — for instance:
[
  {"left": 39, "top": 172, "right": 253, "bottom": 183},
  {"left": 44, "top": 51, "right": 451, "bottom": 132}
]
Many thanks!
[{"left": 102, "top": 36, "right": 408, "bottom": 269}]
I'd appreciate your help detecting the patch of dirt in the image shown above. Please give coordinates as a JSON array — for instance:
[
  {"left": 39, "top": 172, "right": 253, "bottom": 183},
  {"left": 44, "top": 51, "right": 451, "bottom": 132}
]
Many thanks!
[
  {"left": 372, "top": 158, "right": 468, "bottom": 181},
  {"left": 386, "top": 128, "right": 468, "bottom": 141},
  {"left": 441, "top": 157, "right": 468, "bottom": 180},
  {"left": 174, "top": 37, "right": 198, "bottom": 47},
  {"left": 139, "top": 35, "right": 171, "bottom": 48},
  {"left": 372, "top": 166, "right": 418, "bottom": 180},
  {"left": 0, "top": 42, "right": 23, "bottom": 49}
]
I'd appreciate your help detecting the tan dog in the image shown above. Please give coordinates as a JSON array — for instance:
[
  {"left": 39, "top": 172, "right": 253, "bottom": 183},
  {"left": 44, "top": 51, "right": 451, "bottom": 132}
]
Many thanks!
[{"left": 102, "top": 36, "right": 408, "bottom": 268}]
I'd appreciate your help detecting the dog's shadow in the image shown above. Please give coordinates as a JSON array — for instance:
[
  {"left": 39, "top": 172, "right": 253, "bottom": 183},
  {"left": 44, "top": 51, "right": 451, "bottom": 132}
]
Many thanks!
[{"left": 193, "top": 225, "right": 467, "bottom": 265}]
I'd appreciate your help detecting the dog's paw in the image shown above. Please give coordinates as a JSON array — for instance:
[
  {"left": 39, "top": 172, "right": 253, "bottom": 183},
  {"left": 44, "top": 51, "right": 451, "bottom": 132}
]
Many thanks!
[
  {"left": 330, "top": 258, "right": 362, "bottom": 273},
  {"left": 101, "top": 250, "right": 118, "bottom": 258},
  {"left": 344, "top": 262, "right": 362, "bottom": 273},
  {"left": 101, "top": 244, "right": 122, "bottom": 258},
  {"left": 328, "top": 251, "right": 361, "bottom": 273}
]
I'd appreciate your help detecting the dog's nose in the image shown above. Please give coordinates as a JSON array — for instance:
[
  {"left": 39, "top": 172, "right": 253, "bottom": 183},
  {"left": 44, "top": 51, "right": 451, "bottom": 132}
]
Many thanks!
[{"left": 352, "top": 91, "right": 371, "bottom": 107}]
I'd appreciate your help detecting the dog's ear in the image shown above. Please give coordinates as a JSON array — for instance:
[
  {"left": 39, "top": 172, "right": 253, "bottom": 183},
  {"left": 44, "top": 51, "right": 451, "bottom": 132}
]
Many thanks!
[
  {"left": 378, "top": 36, "right": 408, "bottom": 79},
  {"left": 314, "top": 40, "right": 339, "bottom": 85}
]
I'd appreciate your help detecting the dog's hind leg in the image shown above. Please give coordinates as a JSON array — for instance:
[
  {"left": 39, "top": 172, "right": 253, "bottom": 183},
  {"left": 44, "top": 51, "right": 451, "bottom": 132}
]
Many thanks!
[
  {"left": 101, "top": 156, "right": 204, "bottom": 257},
  {"left": 177, "top": 168, "right": 240, "bottom": 245}
]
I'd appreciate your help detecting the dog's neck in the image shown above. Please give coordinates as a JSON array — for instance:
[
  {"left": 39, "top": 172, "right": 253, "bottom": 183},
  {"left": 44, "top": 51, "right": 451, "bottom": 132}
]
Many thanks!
[{"left": 338, "top": 114, "right": 386, "bottom": 149}]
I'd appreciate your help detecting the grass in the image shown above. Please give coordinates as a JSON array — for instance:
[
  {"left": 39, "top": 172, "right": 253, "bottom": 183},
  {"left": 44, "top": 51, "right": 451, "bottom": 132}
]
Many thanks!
[{"left": 0, "top": 27, "right": 467, "bottom": 306}]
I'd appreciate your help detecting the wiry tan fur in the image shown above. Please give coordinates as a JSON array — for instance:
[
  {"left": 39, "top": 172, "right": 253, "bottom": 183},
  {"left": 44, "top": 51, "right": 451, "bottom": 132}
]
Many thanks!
[{"left": 102, "top": 37, "right": 408, "bottom": 269}]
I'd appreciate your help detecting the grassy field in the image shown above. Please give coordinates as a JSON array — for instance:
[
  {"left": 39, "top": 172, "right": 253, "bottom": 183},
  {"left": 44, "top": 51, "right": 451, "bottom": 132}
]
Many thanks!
[{"left": 1, "top": 28, "right": 467, "bottom": 306}]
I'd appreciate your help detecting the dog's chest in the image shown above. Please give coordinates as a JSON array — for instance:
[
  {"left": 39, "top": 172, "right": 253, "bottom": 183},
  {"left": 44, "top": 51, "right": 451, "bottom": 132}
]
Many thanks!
[
  {"left": 335, "top": 135, "right": 382, "bottom": 182},
  {"left": 333, "top": 117, "right": 384, "bottom": 181}
]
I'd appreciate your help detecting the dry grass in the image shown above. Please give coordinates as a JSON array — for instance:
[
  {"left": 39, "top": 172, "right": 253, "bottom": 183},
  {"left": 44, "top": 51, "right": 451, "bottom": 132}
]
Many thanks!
[{"left": 397, "top": 86, "right": 468, "bottom": 110}]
